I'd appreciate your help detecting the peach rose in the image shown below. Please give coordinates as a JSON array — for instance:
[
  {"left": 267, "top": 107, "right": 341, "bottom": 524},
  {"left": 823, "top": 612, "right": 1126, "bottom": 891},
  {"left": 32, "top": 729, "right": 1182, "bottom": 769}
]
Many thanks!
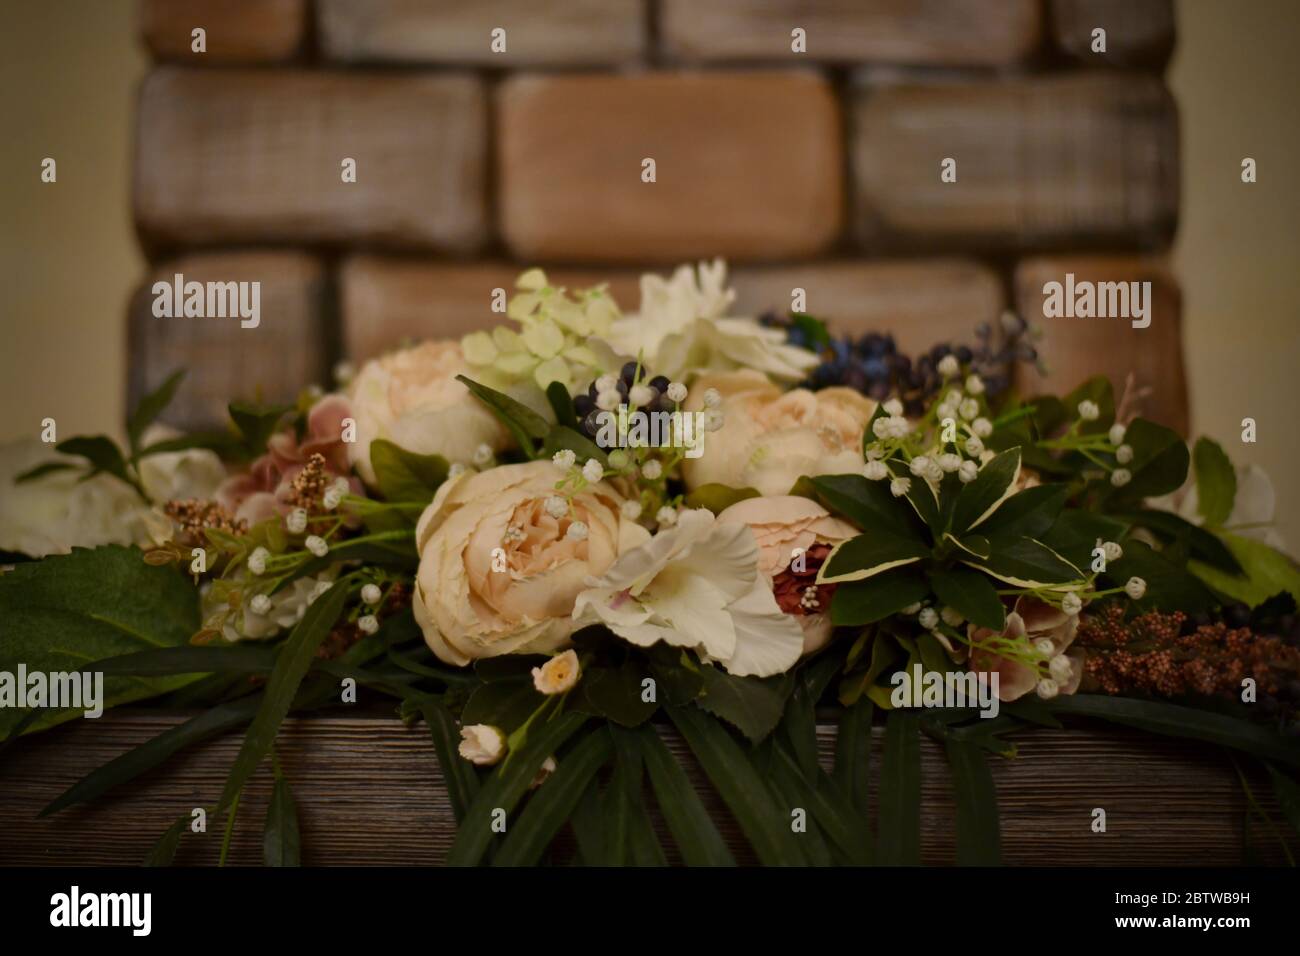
[
  {"left": 413, "top": 460, "right": 650, "bottom": 665},
  {"left": 681, "top": 370, "right": 875, "bottom": 496},
  {"left": 717, "top": 495, "right": 858, "bottom": 655},
  {"left": 347, "top": 340, "right": 511, "bottom": 487},
  {"left": 967, "top": 597, "right": 1084, "bottom": 702}
]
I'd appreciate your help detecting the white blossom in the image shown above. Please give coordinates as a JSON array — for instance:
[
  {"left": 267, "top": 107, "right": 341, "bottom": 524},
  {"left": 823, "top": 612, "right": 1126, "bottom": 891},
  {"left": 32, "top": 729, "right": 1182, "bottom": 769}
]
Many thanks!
[
  {"left": 582, "top": 459, "right": 604, "bottom": 483},
  {"left": 965, "top": 374, "right": 985, "bottom": 395},
  {"left": 248, "top": 546, "right": 269, "bottom": 575},
  {"left": 305, "top": 535, "right": 329, "bottom": 558},
  {"left": 883, "top": 398, "right": 904, "bottom": 417},
  {"left": 1110, "top": 468, "right": 1131, "bottom": 487},
  {"left": 458, "top": 725, "right": 506, "bottom": 766},
  {"left": 1061, "top": 592, "right": 1083, "bottom": 615},
  {"left": 250, "top": 593, "right": 272, "bottom": 615},
  {"left": 890, "top": 477, "right": 911, "bottom": 497},
  {"left": 702, "top": 387, "right": 722, "bottom": 408},
  {"left": 959, "top": 398, "right": 980, "bottom": 421},
  {"left": 1049, "top": 655, "right": 1074, "bottom": 682},
  {"left": 545, "top": 495, "right": 569, "bottom": 519},
  {"left": 1115, "top": 444, "right": 1134, "bottom": 465},
  {"left": 1125, "top": 576, "right": 1147, "bottom": 600},
  {"left": 596, "top": 389, "right": 621, "bottom": 411},
  {"left": 358, "top": 614, "right": 379, "bottom": 635},
  {"left": 1103, "top": 540, "right": 1123, "bottom": 563},
  {"left": 552, "top": 449, "right": 577, "bottom": 470},
  {"left": 286, "top": 508, "right": 308, "bottom": 534},
  {"left": 655, "top": 506, "right": 678, "bottom": 527},
  {"left": 566, "top": 520, "right": 590, "bottom": 541},
  {"left": 1109, "top": 423, "right": 1127, "bottom": 445},
  {"left": 641, "top": 459, "right": 663, "bottom": 480},
  {"left": 1035, "top": 678, "right": 1060, "bottom": 700},
  {"left": 972, "top": 417, "right": 993, "bottom": 438},
  {"left": 938, "top": 453, "right": 961, "bottom": 473},
  {"left": 666, "top": 382, "right": 688, "bottom": 403},
  {"left": 361, "top": 583, "right": 382, "bottom": 605},
  {"left": 937, "top": 355, "right": 960, "bottom": 378},
  {"left": 908, "top": 456, "right": 932, "bottom": 477},
  {"left": 958, "top": 460, "right": 979, "bottom": 483},
  {"left": 621, "top": 499, "right": 643, "bottom": 520},
  {"left": 1077, "top": 400, "right": 1100, "bottom": 421},
  {"left": 863, "top": 460, "right": 889, "bottom": 481},
  {"left": 918, "top": 607, "right": 939, "bottom": 629},
  {"left": 629, "top": 384, "right": 654, "bottom": 407}
]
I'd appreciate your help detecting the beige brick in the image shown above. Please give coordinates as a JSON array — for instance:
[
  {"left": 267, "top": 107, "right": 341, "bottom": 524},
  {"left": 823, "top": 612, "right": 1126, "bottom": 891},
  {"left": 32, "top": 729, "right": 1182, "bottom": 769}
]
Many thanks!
[
  {"left": 1015, "top": 255, "right": 1188, "bottom": 435},
  {"left": 1049, "top": 0, "right": 1175, "bottom": 67},
  {"left": 662, "top": 0, "right": 1041, "bottom": 67},
  {"left": 134, "top": 68, "right": 488, "bottom": 252},
  {"left": 497, "top": 71, "right": 843, "bottom": 264},
  {"left": 128, "top": 252, "right": 330, "bottom": 431},
  {"left": 140, "top": 0, "right": 307, "bottom": 63},
  {"left": 851, "top": 74, "right": 1178, "bottom": 250},
  {"left": 730, "top": 260, "right": 1005, "bottom": 357},
  {"left": 340, "top": 257, "right": 645, "bottom": 360},
  {"left": 318, "top": 0, "right": 645, "bottom": 65}
]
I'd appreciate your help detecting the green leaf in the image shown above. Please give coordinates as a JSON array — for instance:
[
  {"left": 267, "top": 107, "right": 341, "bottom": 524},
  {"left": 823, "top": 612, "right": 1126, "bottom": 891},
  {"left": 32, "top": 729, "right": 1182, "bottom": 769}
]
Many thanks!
[
  {"left": 1267, "top": 765, "right": 1300, "bottom": 838},
  {"left": 492, "top": 727, "right": 613, "bottom": 866},
  {"left": 1106, "top": 418, "right": 1189, "bottom": 505},
  {"left": 145, "top": 816, "right": 188, "bottom": 866},
  {"left": 93, "top": 644, "right": 277, "bottom": 677},
  {"left": 216, "top": 577, "right": 351, "bottom": 812},
  {"left": 228, "top": 401, "right": 292, "bottom": 459},
  {"left": 540, "top": 425, "right": 608, "bottom": 467},
  {"left": 574, "top": 659, "right": 658, "bottom": 727},
  {"left": 931, "top": 568, "right": 1006, "bottom": 630},
  {"left": 1119, "top": 509, "right": 1242, "bottom": 574},
  {"left": 369, "top": 438, "right": 449, "bottom": 505},
  {"left": 772, "top": 741, "right": 873, "bottom": 864},
  {"left": 137, "top": 430, "right": 242, "bottom": 460},
  {"left": 55, "top": 435, "right": 132, "bottom": 485},
  {"left": 667, "top": 705, "right": 807, "bottom": 865},
  {"left": 0, "top": 545, "right": 203, "bottom": 738},
  {"left": 1190, "top": 533, "right": 1300, "bottom": 609},
  {"left": 414, "top": 697, "right": 480, "bottom": 823},
  {"left": 951, "top": 448, "right": 1021, "bottom": 534},
  {"left": 781, "top": 654, "right": 840, "bottom": 782},
  {"left": 839, "top": 631, "right": 900, "bottom": 708},
  {"left": 446, "top": 712, "right": 589, "bottom": 866},
  {"left": 1108, "top": 538, "right": 1216, "bottom": 613},
  {"left": 947, "top": 739, "right": 1001, "bottom": 865},
  {"left": 809, "top": 474, "right": 923, "bottom": 540},
  {"left": 42, "top": 696, "right": 262, "bottom": 816},
  {"left": 967, "top": 535, "right": 1081, "bottom": 587},
  {"left": 831, "top": 567, "right": 930, "bottom": 626},
  {"left": 545, "top": 380, "right": 578, "bottom": 430},
  {"left": 128, "top": 369, "right": 186, "bottom": 452},
  {"left": 263, "top": 773, "right": 301, "bottom": 866},
  {"left": 462, "top": 679, "right": 546, "bottom": 734},
  {"left": 456, "top": 374, "right": 549, "bottom": 457},
  {"left": 977, "top": 483, "right": 1070, "bottom": 540},
  {"left": 1039, "top": 509, "right": 1131, "bottom": 571},
  {"left": 637, "top": 724, "right": 735, "bottom": 866},
  {"left": 13, "top": 460, "right": 79, "bottom": 483},
  {"left": 832, "top": 697, "right": 873, "bottom": 816},
  {"left": 1048, "top": 695, "right": 1300, "bottom": 767},
  {"left": 819, "top": 531, "right": 930, "bottom": 584},
  {"left": 695, "top": 665, "right": 794, "bottom": 744},
  {"left": 1192, "top": 437, "right": 1237, "bottom": 527},
  {"left": 877, "top": 711, "right": 921, "bottom": 865},
  {"left": 683, "top": 482, "right": 760, "bottom": 514}
]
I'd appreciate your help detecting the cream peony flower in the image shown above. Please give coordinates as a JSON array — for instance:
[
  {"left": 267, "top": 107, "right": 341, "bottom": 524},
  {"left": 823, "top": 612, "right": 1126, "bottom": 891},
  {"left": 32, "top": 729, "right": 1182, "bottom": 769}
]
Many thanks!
[
  {"left": 601, "top": 260, "right": 818, "bottom": 384},
  {"left": 532, "top": 649, "right": 580, "bottom": 695},
  {"left": 680, "top": 370, "right": 876, "bottom": 497},
  {"left": 572, "top": 508, "right": 805, "bottom": 678},
  {"left": 346, "top": 340, "right": 511, "bottom": 487},
  {"left": 716, "top": 496, "right": 858, "bottom": 655},
  {"left": 412, "top": 461, "right": 650, "bottom": 665},
  {"left": 458, "top": 724, "right": 506, "bottom": 766}
]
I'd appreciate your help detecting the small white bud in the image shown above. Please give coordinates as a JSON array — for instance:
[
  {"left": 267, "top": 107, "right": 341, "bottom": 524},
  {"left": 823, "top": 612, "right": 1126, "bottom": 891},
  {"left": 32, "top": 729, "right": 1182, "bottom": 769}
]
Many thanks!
[
  {"left": 1035, "top": 678, "right": 1061, "bottom": 700},
  {"left": 1034, "top": 638, "right": 1055, "bottom": 657},
  {"left": 965, "top": 374, "right": 985, "bottom": 395},
  {"left": 305, "top": 535, "right": 329, "bottom": 558},
  {"left": 702, "top": 387, "right": 722, "bottom": 408},
  {"left": 361, "top": 583, "right": 382, "bottom": 605},
  {"left": 938, "top": 453, "right": 961, "bottom": 473},
  {"left": 1115, "top": 444, "right": 1133, "bottom": 464},
  {"left": 286, "top": 508, "right": 308, "bottom": 534},
  {"left": 1049, "top": 655, "right": 1074, "bottom": 682},
  {"left": 1103, "top": 541, "right": 1123, "bottom": 563},
  {"left": 472, "top": 443, "right": 494, "bottom": 467},
  {"left": 323, "top": 486, "right": 343, "bottom": 510},
  {"left": 629, "top": 384, "right": 653, "bottom": 406},
  {"left": 458, "top": 724, "right": 506, "bottom": 766},
  {"left": 909, "top": 456, "right": 931, "bottom": 477},
  {"left": 566, "top": 520, "right": 589, "bottom": 541},
  {"left": 937, "top": 355, "right": 960, "bottom": 378},
  {"left": 1125, "top": 577, "right": 1147, "bottom": 600},
  {"left": 964, "top": 435, "right": 984, "bottom": 457},
  {"left": 358, "top": 614, "right": 379, "bottom": 635},
  {"left": 959, "top": 398, "right": 979, "bottom": 421},
  {"left": 1108, "top": 423, "right": 1127, "bottom": 445},
  {"left": 703, "top": 409, "right": 725, "bottom": 432},
  {"left": 890, "top": 477, "right": 911, "bottom": 497},
  {"left": 596, "top": 374, "right": 618, "bottom": 394},
  {"left": 621, "top": 500, "right": 643, "bottom": 520},
  {"left": 958, "top": 460, "right": 979, "bottom": 483},
  {"left": 545, "top": 495, "right": 569, "bottom": 519},
  {"left": 248, "top": 547, "right": 269, "bottom": 575},
  {"left": 883, "top": 398, "right": 904, "bottom": 416},
  {"left": 667, "top": 382, "right": 688, "bottom": 403},
  {"left": 596, "top": 389, "right": 621, "bottom": 412},
  {"left": 582, "top": 459, "right": 604, "bottom": 483},
  {"left": 641, "top": 459, "right": 663, "bottom": 480},
  {"left": 1061, "top": 592, "right": 1083, "bottom": 615},
  {"left": 1077, "top": 400, "right": 1100, "bottom": 421},
  {"left": 250, "top": 593, "right": 272, "bottom": 615},
  {"left": 552, "top": 449, "right": 577, "bottom": 470},
  {"left": 863, "top": 460, "right": 889, "bottom": 481},
  {"left": 655, "top": 506, "right": 677, "bottom": 527},
  {"left": 448, "top": 462, "right": 468, "bottom": 479},
  {"left": 918, "top": 608, "right": 939, "bottom": 629},
  {"left": 972, "top": 418, "right": 993, "bottom": 438},
  {"left": 1110, "top": 468, "right": 1131, "bottom": 487},
  {"left": 607, "top": 449, "right": 630, "bottom": 470}
]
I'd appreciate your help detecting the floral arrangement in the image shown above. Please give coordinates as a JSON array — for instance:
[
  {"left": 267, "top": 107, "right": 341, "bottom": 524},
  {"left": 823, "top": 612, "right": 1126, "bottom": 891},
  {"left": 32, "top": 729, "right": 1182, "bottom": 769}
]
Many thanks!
[{"left": 2, "top": 260, "right": 1297, "bottom": 866}]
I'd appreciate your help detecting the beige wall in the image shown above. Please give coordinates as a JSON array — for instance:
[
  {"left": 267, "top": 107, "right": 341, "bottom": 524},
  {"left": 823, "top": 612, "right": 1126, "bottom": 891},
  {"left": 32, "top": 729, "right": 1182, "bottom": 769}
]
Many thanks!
[{"left": 1, "top": 0, "right": 1295, "bottom": 543}]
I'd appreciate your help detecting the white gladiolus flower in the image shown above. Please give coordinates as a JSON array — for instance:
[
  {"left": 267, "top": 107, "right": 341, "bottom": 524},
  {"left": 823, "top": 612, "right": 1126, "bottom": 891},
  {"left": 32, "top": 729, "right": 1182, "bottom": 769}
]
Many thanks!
[
  {"left": 1061, "top": 592, "right": 1083, "bottom": 615},
  {"left": 702, "top": 387, "right": 722, "bottom": 408},
  {"left": 629, "top": 384, "right": 654, "bottom": 407},
  {"left": 937, "top": 355, "right": 960, "bottom": 378},
  {"left": 545, "top": 495, "right": 569, "bottom": 519},
  {"left": 305, "top": 535, "right": 329, "bottom": 558},
  {"left": 959, "top": 398, "right": 979, "bottom": 421},
  {"left": 566, "top": 520, "right": 589, "bottom": 541},
  {"left": 532, "top": 649, "right": 581, "bottom": 695},
  {"left": 667, "top": 382, "right": 688, "bottom": 403},
  {"left": 621, "top": 500, "right": 643, "bottom": 520},
  {"left": 1109, "top": 423, "right": 1127, "bottom": 445},
  {"left": 1116, "top": 444, "right": 1134, "bottom": 464},
  {"left": 1049, "top": 655, "right": 1074, "bottom": 682},
  {"left": 1110, "top": 468, "right": 1131, "bottom": 487},
  {"left": 972, "top": 417, "right": 993, "bottom": 438},
  {"left": 1077, "top": 400, "right": 1100, "bottom": 421},
  {"left": 938, "top": 453, "right": 961, "bottom": 473},
  {"left": 552, "top": 449, "right": 577, "bottom": 470},
  {"left": 582, "top": 459, "right": 604, "bottom": 483},
  {"left": 890, "top": 477, "right": 911, "bottom": 497},
  {"left": 1125, "top": 577, "right": 1147, "bottom": 600},
  {"left": 655, "top": 506, "right": 677, "bottom": 527},
  {"left": 918, "top": 607, "right": 939, "bottom": 629},
  {"left": 958, "top": 460, "right": 979, "bottom": 483},
  {"left": 863, "top": 460, "right": 889, "bottom": 481},
  {"left": 965, "top": 374, "right": 985, "bottom": 395},
  {"left": 1103, "top": 541, "right": 1123, "bottom": 563},
  {"left": 909, "top": 456, "right": 932, "bottom": 477},
  {"left": 286, "top": 508, "right": 308, "bottom": 534},
  {"left": 248, "top": 547, "right": 269, "bottom": 575},
  {"left": 458, "top": 724, "right": 506, "bottom": 766},
  {"left": 358, "top": 614, "right": 379, "bottom": 635},
  {"left": 361, "top": 583, "right": 382, "bottom": 605},
  {"left": 641, "top": 459, "right": 663, "bottom": 480},
  {"left": 1036, "top": 678, "right": 1061, "bottom": 700},
  {"left": 250, "top": 594, "right": 272, "bottom": 615}
]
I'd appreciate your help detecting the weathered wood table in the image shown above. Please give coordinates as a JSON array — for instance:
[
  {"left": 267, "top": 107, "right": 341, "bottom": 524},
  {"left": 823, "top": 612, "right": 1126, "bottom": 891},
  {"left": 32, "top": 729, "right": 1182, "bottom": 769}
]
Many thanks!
[{"left": 0, "top": 710, "right": 1289, "bottom": 866}]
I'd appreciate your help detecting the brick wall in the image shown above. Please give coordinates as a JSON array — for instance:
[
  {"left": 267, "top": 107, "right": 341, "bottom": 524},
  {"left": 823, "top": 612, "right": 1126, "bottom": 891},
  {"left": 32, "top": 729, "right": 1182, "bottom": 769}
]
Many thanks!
[{"left": 128, "top": 0, "right": 1184, "bottom": 434}]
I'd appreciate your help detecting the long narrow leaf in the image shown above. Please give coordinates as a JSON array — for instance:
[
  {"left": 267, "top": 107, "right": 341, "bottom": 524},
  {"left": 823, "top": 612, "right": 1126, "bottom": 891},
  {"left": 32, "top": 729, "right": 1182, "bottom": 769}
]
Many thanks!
[
  {"left": 414, "top": 697, "right": 479, "bottom": 823},
  {"left": 93, "top": 644, "right": 277, "bottom": 676},
  {"left": 877, "top": 711, "right": 921, "bottom": 865},
  {"left": 446, "top": 712, "right": 589, "bottom": 866},
  {"left": 144, "top": 815, "right": 188, "bottom": 866},
  {"left": 493, "top": 727, "right": 613, "bottom": 867},
  {"left": 637, "top": 725, "right": 735, "bottom": 867},
  {"left": 833, "top": 698, "right": 874, "bottom": 817},
  {"left": 946, "top": 738, "right": 1001, "bottom": 865},
  {"left": 772, "top": 741, "right": 873, "bottom": 864},
  {"left": 263, "top": 774, "right": 301, "bottom": 866},
  {"left": 668, "top": 705, "right": 806, "bottom": 865}
]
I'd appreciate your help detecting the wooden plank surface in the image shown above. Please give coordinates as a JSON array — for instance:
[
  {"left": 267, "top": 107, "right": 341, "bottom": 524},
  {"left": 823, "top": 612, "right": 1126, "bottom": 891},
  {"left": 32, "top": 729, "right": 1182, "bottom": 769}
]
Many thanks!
[
  {"left": 1048, "top": 0, "right": 1175, "bottom": 68},
  {"left": 0, "top": 711, "right": 1288, "bottom": 866},
  {"left": 140, "top": 0, "right": 308, "bottom": 64}
]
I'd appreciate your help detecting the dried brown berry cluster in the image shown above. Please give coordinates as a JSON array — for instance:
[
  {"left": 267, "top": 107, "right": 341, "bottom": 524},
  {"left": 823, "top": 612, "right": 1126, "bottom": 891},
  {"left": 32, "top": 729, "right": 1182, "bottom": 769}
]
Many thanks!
[
  {"left": 163, "top": 498, "right": 247, "bottom": 545},
  {"left": 1077, "top": 604, "right": 1300, "bottom": 733},
  {"left": 286, "top": 452, "right": 330, "bottom": 512}
]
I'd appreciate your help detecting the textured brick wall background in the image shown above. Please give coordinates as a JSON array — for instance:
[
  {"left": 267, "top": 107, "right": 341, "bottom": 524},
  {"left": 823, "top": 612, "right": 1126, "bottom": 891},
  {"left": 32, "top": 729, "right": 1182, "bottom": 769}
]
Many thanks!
[{"left": 4, "top": 1, "right": 1297, "bottom": 539}]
